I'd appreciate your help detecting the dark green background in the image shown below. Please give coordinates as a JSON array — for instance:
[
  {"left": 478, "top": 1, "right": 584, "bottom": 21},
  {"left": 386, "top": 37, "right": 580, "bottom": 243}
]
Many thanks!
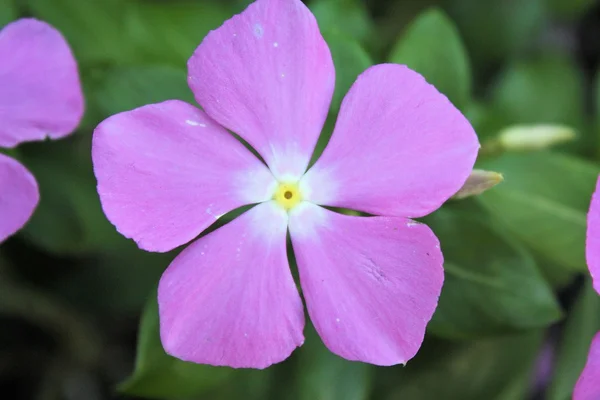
[{"left": 1, "top": 0, "right": 600, "bottom": 399}]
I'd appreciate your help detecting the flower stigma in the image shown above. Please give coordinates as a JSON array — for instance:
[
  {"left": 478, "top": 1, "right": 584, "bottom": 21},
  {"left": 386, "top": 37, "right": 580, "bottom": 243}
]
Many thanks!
[{"left": 273, "top": 182, "right": 303, "bottom": 211}]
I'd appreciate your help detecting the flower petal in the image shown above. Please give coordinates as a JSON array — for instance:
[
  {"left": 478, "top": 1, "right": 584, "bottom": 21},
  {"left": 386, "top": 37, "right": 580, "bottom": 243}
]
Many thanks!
[
  {"left": 158, "top": 201, "right": 304, "bottom": 369},
  {"left": 92, "top": 100, "right": 277, "bottom": 252},
  {"left": 587, "top": 176, "right": 600, "bottom": 295},
  {"left": 188, "top": 0, "right": 335, "bottom": 181},
  {"left": 301, "top": 64, "right": 480, "bottom": 218},
  {"left": 0, "top": 18, "right": 83, "bottom": 148},
  {"left": 288, "top": 202, "right": 444, "bottom": 365},
  {"left": 574, "top": 332, "right": 600, "bottom": 400},
  {"left": 0, "top": 154, "right": 39, "bottom": 242}
]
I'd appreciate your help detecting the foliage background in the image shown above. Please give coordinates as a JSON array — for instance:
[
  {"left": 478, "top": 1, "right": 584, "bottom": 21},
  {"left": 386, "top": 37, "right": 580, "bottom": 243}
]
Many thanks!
[{"left": 1, "top": 0, "right": 600, "bottom": 398}]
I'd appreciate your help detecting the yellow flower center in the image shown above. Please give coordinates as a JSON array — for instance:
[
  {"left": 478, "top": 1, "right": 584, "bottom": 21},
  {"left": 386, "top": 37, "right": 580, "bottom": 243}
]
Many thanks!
[{"left": 273, "top": 182, "right": 302, "bottom": 211}]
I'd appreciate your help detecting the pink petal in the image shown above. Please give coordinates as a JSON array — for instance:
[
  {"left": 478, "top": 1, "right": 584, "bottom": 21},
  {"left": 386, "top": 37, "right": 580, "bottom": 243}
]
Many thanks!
[
  {"left": 0, "top": 18, "right": 83, "bottom": 148},
  {"left": 587, "top": 176, "right": 600, "bottom": 295},
  {"left": 574, "top": 332, "right": 600, "bottom": 400},
  {"left": 188, "top": 0, "right": 335, "bottom": 181},
  {"left": 92, "top": 100, "right": 277, "bottom": 252},
  {"left": 158, "top": 201, "right": 304, "bottom": 369},
  {"left": 288, "top": 202, "right": 444, "bottom": 365},
  {"left": 300, "top": 64, "right": 479, "bottom": 218},
  {"left": 0, "top": 154, "right": 39, "bottom": 242}
]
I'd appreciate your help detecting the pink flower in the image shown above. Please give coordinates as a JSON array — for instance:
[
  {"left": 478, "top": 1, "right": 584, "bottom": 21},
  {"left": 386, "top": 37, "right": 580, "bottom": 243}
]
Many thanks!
[
  {"left": 93, "top": 0, "right": 479, "bottom": 369},
  {"left": 0, "top": 18, "right": 83, "bottom": 243},
  {"left": 574, "top": 177, "right": 600, "bottom": 399}
]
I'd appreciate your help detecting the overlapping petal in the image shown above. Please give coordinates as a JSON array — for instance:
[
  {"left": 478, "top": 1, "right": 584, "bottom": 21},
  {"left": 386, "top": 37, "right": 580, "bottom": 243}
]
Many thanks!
[
  {"left": 574, "top": 332, "right": 600, "bottom": 400},
  {"left": 0, "top": 154, "right": 39, "bottom": 242},
  {"left": 188, "top": 0, "right": 335, "bottom": 180},
  {"left": 289, "top": 202, "right": 444, "bottom": 365},
  {"left": 92, "top": 100, "right": 276, "bottom": 252},
  {"left": 158, "top": 201, "right": 304, "bottom": 369},
  {"left": 587, "top": 176, "right": 600, "bottom": 294},
  {"left": 301, "top": 64, "right": 479, "bottom": 218},
  {"left": 0, "top": 18, "right": 83, "bottom": 148}
]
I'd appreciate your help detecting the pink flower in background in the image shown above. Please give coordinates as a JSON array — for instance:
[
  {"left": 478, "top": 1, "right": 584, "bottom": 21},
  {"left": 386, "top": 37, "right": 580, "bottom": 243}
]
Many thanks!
[
  {"left": 0, "top": 18, "right": 83, "bottom": 242},
  {"left": 574, "top": 176, "right": 600, "bottom": 399},
  {"left": 93, "top": 0, "right": 479, "bottom": 368}
]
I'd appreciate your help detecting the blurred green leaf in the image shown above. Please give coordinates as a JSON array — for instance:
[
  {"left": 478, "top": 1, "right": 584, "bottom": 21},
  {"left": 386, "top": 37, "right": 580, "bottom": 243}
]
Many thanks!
[
  {"left": 427, "top": 209, "right": 561, "bottom": 339},
  {"left": 445, "top": 0, "right": 545, "bottom": 72},
  {"left": 311, "top": 0, "right": 374, "bottom": 46},
  {"left": 386, "top": 331, "right": 544, "bottom": 399},
  {"left": 95, "top": 65, "right": 195, "bottom": 116},
  {"left": 18, "top": 138, "right": 124, "bottom": 255},
  {"left": 126, "top": 0, "right": 230, "bottom": 66},
  {"left": 120, "top": 296, "right": 233, "bottom": 399},
  {"left": 548, "top": 281, "right": 600, "bottom": 400},
  {"left": 323, "top": 30, "right": 373, "bottom": 113},
  {"left": 389, "top": 8, "right": 471, "bottom": 109},
  {"left": 491, "top": 54, "right": 585, "bottom": 129},
  {"left": 464, "top": 102, "right": 508, "bottom": 141},
  {"left": 0, "top": 0, "right": 16, "bottom": 27},
  {"left": 478, "top": 152, "right": 598, "bottom": 271},
  {"left": 296, "top": 324, "right": 371, "bottom": 400},
  {"left": 546, "top": 0, "right": 596, "bottom": 20},
  {"left": 26, "top": 0, "right": 130, "bottom": 64}
]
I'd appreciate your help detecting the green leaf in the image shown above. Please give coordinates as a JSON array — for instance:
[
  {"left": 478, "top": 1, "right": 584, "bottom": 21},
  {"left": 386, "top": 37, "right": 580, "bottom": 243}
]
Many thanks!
[
  {"left": 491, "top": 54, "right": 585, "bottom": 129},
  {"left": 478, "top": 152, "right": 598, "bottom": 270},
  {"left": 548, "top": 281, "right": 600, "bottom": 400},
  {"left": 26, "top": 0, "right": 131, "bottom": 64},
  {"left": 311, "top": 0, "right": 374, "bottom": 46},
  {"left": 120, "top": 297, "right": 233, "bottom": 399},
  {"left": 17, "top": 138, "right": 124, "bottom": 255},
  {"left": 0, "top": 0, "right": 16, "bottom": 28},
  {"left": 94, "top": 65, "right": 195, "bottom": 117},
  {"left": 126, "top": 0, "right": 230, "bottom": 66},
  {"left": 427, "top": 209, "right": 562, "bottom": 339},
  {"left": 323, "top": 30, "right": 373, "bottom": 113},
  {"left": 389, "top": 8, "right": 471, "bottom": 110},
  {"left": 295, "top": 324, "right": 371, "bottom": 400},
  {"left": 386, "top": 331, "right": 544, "bottom": 400},
  {"left": 445, "top": 0, "right": 545, "bottom": 71}
]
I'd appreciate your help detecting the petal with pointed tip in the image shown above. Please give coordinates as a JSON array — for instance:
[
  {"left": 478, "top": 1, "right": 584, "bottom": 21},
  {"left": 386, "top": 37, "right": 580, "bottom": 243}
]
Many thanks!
[
  {"left": 188, "top": 0, "right": 334, "bottom": 180},
  {"left": 289, "top": 202, "right": 443, "bottom": 365},
  {"left": 158, "top": 201, "right": 304, "bottom": 369},
  {"left": 0, "top": 18, "right": 83, "bottom": 147},
  {"left": 93, "top": 100, "right": 276, "bottom": 252},
  {"left": 0, "top": 154, "right": 38, "bottom": 242},
  {"left": 301, "top": 64, "right": 479, "bottom": 217}
]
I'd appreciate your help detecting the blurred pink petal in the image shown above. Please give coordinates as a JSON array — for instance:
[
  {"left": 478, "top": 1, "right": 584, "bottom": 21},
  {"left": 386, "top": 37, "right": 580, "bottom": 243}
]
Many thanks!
[
  {"left": 188, "top": 0, "right": 334, "bottom": 180},
  {"left": 587, "top": 176, "right": 600, "bottom": 294},
  {"left": 0, "top": 154, "right": 38, "bottom": 242},
  {"left": 574, "top": 332, "right": 600, "bottom": 400},
  {"left": 0, "top": 18, "right": 83, "bottom": 147},
  {"left": 158, "top": 202, "right": 304, "bottom": 369},
  {"left": 301, "top": 64, "right": 479, "bottom": 218},
  {"left": 289, "top": 202, "right": 443, "bottom": 365},
  {"left": 92, "top": 100, "right": 276, "bottom": 252}
]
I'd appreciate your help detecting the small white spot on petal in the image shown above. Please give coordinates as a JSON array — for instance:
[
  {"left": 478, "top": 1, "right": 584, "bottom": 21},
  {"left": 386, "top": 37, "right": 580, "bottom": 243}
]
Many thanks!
[
  {"left": 281, "top": 73, "right": 285, "bottom": 78},
  {"left": 253, "top": 23, "right": 264, "bottom": 38},
  {"left": 186, "top": 119, "right": 199, "bottom": 126},
  {"left": 336, "top": 318, "right": 340, "bottom": 323},
  {"left": 244, "top": 333, "right": 248, "bottom": 338},
  {"left": 273, "top": 42, "right": 278, "bottom": 47},
  {"left": 406, "top": 221, "right": 419, "bottom": 227},
  {"left": 233, "top": 33, "right": 237, "bottom": 37}
]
